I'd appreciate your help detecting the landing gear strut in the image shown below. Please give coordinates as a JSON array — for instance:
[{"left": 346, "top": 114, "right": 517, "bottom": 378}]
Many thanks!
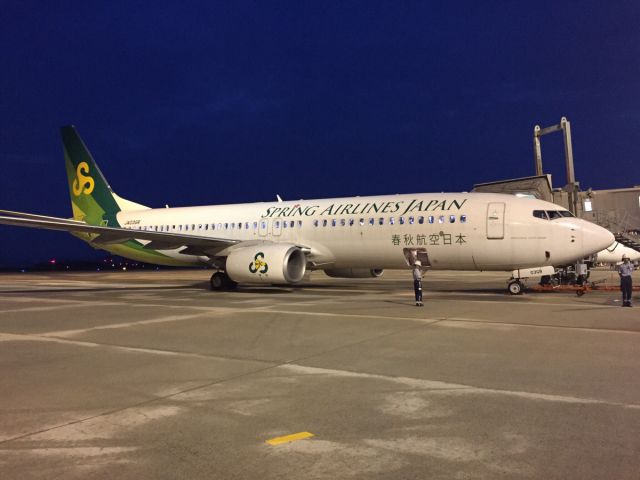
[{"left": 210, "top": 271, "right": 238, "bottom": 291}]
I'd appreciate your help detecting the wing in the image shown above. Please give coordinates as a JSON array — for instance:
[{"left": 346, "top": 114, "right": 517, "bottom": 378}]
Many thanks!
[{"left": 0, "top": 210, "right": 238, "bottom": 257}]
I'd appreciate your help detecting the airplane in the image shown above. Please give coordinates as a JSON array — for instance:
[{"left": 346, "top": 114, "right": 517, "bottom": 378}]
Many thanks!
[
  {"left": 0, "top": 126, "right": 614, "bottom": 293},
  {"left": 596, "top": 242, "right": 640, "bottom": 265}
]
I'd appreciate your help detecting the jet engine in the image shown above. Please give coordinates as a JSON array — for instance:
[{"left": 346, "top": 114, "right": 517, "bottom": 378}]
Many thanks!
[
  {"left": 226, "top": 244, "right": 306, "bottom": 284},
  {"left": 323, "top": 268, "right": 384, "bottom": 278}
]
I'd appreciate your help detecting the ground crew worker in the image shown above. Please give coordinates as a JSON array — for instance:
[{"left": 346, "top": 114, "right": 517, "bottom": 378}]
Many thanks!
[
  {"left": 413, "top": 260, "right": 423, "bottom": 307},
  {"left": 618, "top": 254, "right": 635, "bottom": 307}
]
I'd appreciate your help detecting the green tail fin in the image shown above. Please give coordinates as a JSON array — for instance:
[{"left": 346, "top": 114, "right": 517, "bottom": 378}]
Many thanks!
[{"left": 62, "top": 126, "right": 147, "bottom": 226}]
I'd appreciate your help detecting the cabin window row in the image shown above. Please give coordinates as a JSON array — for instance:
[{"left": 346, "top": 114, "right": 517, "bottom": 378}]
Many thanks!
[
  {"left": 128, "top": 214, "right": 468, "bottom": 232},
  {"left": 312, "top": 214, "right": 467, "bottom": 227},
  {"left": 129, "top": 221, "right": 304, "bottom": 232}
]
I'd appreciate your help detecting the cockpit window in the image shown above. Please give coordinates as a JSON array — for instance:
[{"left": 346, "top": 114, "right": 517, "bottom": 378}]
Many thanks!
[
  {"left": 533, "top": 210, "right": 548, "bottom": 220},
  {"left": 534, "top": 209, "right": 574, "bottom": 220}
]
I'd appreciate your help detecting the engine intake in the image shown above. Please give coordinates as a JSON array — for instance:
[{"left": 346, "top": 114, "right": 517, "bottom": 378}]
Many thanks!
[{"left": 226, "top": 244, "right": 306, "bottom": 284}]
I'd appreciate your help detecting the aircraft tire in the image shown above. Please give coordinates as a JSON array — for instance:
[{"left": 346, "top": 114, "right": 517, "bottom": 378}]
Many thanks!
[
  {"left": 210, "top": 271, "right": 237, "bottom": 291},
  {"left": 508, "top": 280, "right": 522, "bottom": 295}
]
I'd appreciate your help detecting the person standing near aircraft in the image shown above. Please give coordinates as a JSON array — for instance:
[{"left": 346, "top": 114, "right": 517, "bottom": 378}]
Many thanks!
[
  {"left": 413, "top": 260, "right": 424, "bottom": 307},
  {"left": 618, "top": 254, "right": 635, "bottom": 307}
]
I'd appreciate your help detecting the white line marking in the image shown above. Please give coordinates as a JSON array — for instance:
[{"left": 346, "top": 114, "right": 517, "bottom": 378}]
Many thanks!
[{"left": 280, "top": 364, "right": 640, "bottom": 409}]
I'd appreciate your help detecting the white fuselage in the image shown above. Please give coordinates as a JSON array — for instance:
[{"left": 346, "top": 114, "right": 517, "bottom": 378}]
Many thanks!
[
  {"left": 111, "top": 192, "right": 613, "bottom": 271},
  {"left": 596, "top": 241, "right": 640, "bottom": 264}
]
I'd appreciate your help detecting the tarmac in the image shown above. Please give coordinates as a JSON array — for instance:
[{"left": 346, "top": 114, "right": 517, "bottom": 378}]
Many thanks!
[{"left": 0, "top": 268, "right": 638, "bottom": 479}]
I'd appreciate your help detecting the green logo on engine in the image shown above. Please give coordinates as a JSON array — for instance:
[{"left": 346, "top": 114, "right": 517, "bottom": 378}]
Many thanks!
[{"left": 249, "top": 252, "right": 268, "bottom": 274}]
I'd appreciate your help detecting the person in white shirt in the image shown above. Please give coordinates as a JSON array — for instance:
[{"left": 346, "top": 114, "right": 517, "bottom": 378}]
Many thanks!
[
  {"left": 412, "top": 260, "right": 423, "bottom": 307},
  {"left": 618, "top": 254, "right": 635, "bottom": 307}
]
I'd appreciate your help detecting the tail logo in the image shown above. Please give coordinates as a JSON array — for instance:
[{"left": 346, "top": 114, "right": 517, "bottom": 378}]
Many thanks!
[
  {"left": 249, "top": 252, "right": 269, "bottom": 275},
  {"left": 72, "top": 162, "right": 95, "bottom": 196}
]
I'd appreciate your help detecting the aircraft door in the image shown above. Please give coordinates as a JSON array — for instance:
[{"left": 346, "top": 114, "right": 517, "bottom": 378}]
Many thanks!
[
  {"left": 259, "top": 219, "right": 268, "bottom": 237},
  {"left": 486, "top": 202, "right": 505, "bottom": 239}
]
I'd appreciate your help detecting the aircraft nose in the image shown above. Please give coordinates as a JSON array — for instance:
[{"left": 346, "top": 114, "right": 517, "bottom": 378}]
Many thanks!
[{"left": 581, "top": 221, "right": 615, "bottom": 257}]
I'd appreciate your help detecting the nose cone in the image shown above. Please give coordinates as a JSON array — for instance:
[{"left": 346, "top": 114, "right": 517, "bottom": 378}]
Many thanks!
[{"left": 582, "top": 222, "right": 615, "bottom": 257}]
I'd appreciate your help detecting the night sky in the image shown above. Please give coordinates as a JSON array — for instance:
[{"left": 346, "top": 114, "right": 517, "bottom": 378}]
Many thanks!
[{"left": 1, "top": 1, "right": 639, "bottom": 267}]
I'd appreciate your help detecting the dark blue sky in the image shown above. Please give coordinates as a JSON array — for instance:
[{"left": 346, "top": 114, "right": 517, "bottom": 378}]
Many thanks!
[{"left": 1, "top": 1, "right": 639, "bottom": 267}]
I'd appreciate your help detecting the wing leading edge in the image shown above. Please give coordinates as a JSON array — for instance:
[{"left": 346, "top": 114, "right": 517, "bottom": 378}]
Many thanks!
[{"left": 0, "top": 211, "right": 238, "bottom": 257}]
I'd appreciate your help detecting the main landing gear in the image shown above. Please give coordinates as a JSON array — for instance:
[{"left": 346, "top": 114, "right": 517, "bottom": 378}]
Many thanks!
[{"left": 210, "top": 271, "right": 238, "bottom": 291}]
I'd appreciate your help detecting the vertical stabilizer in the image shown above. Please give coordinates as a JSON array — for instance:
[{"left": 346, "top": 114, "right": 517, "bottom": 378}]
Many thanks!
[{"left": 62, "top": 126, "right": 147, "bottom": 226}]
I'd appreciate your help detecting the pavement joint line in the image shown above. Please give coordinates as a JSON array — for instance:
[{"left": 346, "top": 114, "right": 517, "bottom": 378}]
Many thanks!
[
  {"left": 0, "top": 332, "right": 276, "bottom": 365},
  {"left": 0, "top": 302, "right": 127, "bottom": 315},
  {"left": 37, "top": 311, "right": 218, "bottom": 337},
  {"left": 442, "top": 317, "right": 640, "bottom": 335}
]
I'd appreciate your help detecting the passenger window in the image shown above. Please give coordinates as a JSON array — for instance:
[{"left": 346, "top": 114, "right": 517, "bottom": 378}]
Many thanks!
[
  {"left": 399, "top": 217, "right": 405, "bottom": 225},
  {"left": 379, "top": 217, "right": 384, "bottom": 225},
  {"left": 192, "top": 224, "right": 195, "bottom": 230},
  {"left": 198, "top": 224, "right": 202, "bottom": 230},
  {"left": 218, "top": 223, "right": 222, "bottom": 230},
  {"left": 322, "top": 219, "right": 328, "bottom": 227},
  {"left": 449, "top": 215, "right": 455, "bottom": 223},
  {"left": 409, "top": 216, "right": 414, "bottom": 224},
  {"left": 359, "top": 218, "right": 365, "bottom": 226},
  {"left": 313, "top": 220, "right": 319, "bottom": 227},
  {"left": 418, "top": 216, "right": 424, "bottom": 224},
  {"left": 185, "top": 225, "right": 189, "bottom": 231},
  {"left": 282, "top": 221, "right": 287, "bottom": 229},
  {"left": 460, "top": 215, "right": 467, "bottom": 223},
  {"left": 224, "top": 223, "right": 229, "bottom": 229},
  {"left": 238, "top": 222, "right": 243, "bottom": 230},
  {"left": 348, "top": 218, "right": 354, "bottom": 226},
  {"left": 260, "top": 221, "right": 266, "bottom": 229},
  {"left": 253, "top": 222, "right": 258, "bottom": 230},
  {"left": 428, "top": 216, "right": 434, "bottom": 224},
  {"left": 274, "top": 221, "right": 280, "bottom": 228},
  {"left": 297, "top": 221, "right": 302, "bottom": 228},
  {"left": 332, "top": 219, "right": 337, "bottom": 227},
  {"left": 389, "top": 217, "right": 395, "bottom": 225},
  {"left": 438, "top": 216, "right": 445, "bottom": 224},
  {"left": 533, "top": 210, "right": 548, "bottom": 220},
  {"left": 289, "top": 221, "right": 294, "bottom": 228},
  {"left": 211, "top": 224, "right": 216, "bottom": 230}
]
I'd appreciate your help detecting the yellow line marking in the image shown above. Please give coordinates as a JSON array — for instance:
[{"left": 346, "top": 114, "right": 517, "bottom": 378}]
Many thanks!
[{"left": 266, "top": 431, "right": 314, "bottom": 446}]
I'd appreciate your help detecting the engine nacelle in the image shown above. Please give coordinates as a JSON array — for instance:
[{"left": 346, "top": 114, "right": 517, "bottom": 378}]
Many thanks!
[
  {"left": 323, "top": 268, "right": 384, "bottom": 278},
  {"left": 226, "top": 244, "right": 306, "bottom": 284}
]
